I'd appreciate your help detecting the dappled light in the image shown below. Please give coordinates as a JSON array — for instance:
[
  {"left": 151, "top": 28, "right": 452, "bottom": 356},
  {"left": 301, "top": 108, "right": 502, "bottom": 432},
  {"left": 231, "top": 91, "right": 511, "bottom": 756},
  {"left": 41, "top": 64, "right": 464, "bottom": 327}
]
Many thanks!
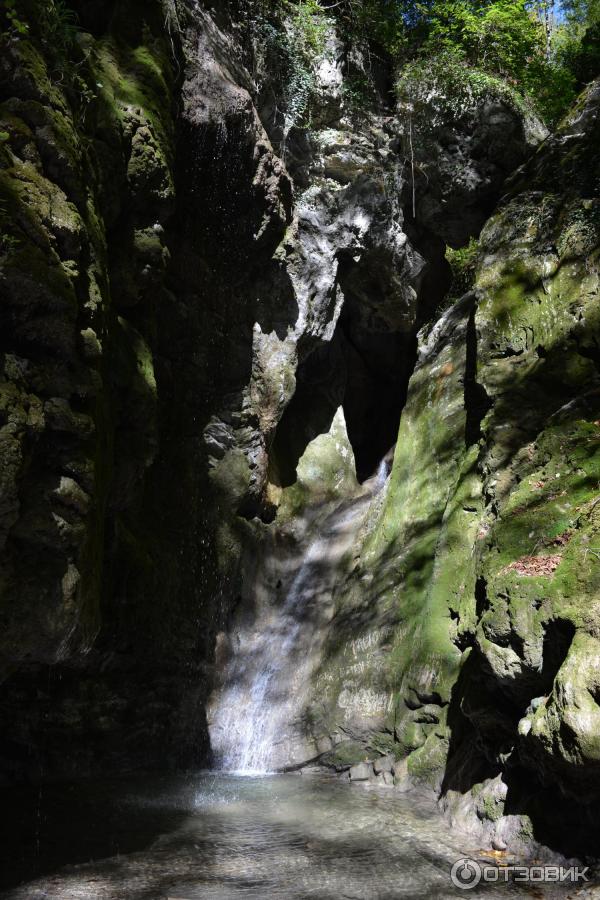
[{"left": 0, "top": 0, "right": 599, "bottom": 894}]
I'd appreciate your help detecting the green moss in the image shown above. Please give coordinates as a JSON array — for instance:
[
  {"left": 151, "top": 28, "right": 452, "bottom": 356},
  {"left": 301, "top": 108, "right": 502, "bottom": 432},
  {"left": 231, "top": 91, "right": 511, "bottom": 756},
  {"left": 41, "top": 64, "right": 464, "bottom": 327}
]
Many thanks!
[
  {"left": 210, "top": 449, "right": 253, "bottom": 514},
  {"left": 396, "top": 719, "right": 426, "bottom": 752},
  {"left": 117, "top": 316, "right": 156, "bottom": 396},
  {"left": 482, "top": 418, "right": 600, "bottom": 618},
  {"left": 305, "top": 84, "right": 600, "bottom": 798},
  {"left": 320, "top": 740, "right": 369, "bottom": 769},
  {"left": 0, "top": 0, "right": 183, "bottom": 684},
  {"left": 406, "top": 733, "right": 449, "bottom": 787},
  {"left": 276, "top": 407, "right": 358, "bottom": 522},
  {"left": 5, "top": 37, "right": 68, "bottom": 112},
  {"left": 482, "top": 260, "right": 542, "bottom": 333},
  {"left": 0, "top": 162, "right": 83, "bottom": 277},
  {"left": 480, "top": 792, "right": 504, "bottom": 823},
  {"left": 519, "top": 817, "right": 535, "bottom": 840},
  {"left": 557, "top": 200, "right": 600, "bottom": 260},
  {"left": 92, "top": 37, "right": 175, "bottom": 171},
  {"left": 367, "top": 731, "right": 398, "bottom": 757},
  {"left": 445, "top": 237, "right": 479, "bottom": 303}
]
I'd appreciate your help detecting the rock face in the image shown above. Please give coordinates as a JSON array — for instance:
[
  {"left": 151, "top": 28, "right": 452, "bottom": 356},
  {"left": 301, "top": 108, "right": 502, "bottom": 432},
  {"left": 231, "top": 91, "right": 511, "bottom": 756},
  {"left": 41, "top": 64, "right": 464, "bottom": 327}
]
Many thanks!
[
  {"left": 1, "top": 0, "right": 599, "bottom": 863},
  {"left": 0, "top": 0, "right": 291, "bottom": 779},
  {"left": 444, "top": 81, "right": 600, "bottom": 856},
  {"left": 298, "top": 80, "right": 600, "bottom": 858},
  {"left": 402, "top": 92, "right": 548, "bottom": 248},
  {"left": 0, "top": 0, "right": 188, "bottom": 778}
]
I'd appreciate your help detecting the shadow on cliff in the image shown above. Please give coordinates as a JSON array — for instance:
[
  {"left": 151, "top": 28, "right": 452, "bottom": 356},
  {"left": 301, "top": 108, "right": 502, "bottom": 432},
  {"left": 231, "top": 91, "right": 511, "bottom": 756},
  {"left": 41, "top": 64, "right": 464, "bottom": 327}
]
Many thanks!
[
  {"left": 269, "top": 301, "right": 417, "bottom": 490},
  {"left": 439, "top": 303, "right": 600, "bottom": 858},
  {"left": 0, "top": 777, "right": 459, "bottom": 899},
  {"left": 170, "top": 116, "right": 297, "bottom": 414},
  {"left": 439, "top": 624, "right": 600, "bottom": 859},
  {"left": 0, "top": 775, "right": 193, "bottom": 892}
]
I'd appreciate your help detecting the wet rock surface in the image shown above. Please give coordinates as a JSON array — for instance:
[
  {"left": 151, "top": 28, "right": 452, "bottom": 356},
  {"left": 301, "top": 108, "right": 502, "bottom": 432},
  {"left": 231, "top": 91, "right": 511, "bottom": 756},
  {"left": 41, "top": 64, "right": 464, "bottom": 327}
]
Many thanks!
[{"left": 300, "top": 79, "right": 600, "bottom": 859}]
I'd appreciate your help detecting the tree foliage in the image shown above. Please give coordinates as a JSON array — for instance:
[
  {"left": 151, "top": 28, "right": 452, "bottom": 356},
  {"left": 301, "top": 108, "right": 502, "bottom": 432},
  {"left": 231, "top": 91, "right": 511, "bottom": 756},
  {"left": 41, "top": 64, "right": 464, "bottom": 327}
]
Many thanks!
[
  {"left": 555, "top": 0, "right": 600, "bottom": 88},
  {"left": 247, "top": 0, "right": 598, "bottom": 126},
  {"left": 325, "top": 0, "right": 598, "bottom": 121},
  {"left": 366, "top": 0, "right": 581, "bottom": 121}
]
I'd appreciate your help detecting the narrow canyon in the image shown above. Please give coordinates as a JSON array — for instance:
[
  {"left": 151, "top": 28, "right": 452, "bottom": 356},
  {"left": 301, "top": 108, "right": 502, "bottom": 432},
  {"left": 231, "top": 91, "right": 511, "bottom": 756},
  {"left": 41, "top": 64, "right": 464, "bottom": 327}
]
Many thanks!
[{"left": 0, "top": 0, "right": 599, "bottom": 896}]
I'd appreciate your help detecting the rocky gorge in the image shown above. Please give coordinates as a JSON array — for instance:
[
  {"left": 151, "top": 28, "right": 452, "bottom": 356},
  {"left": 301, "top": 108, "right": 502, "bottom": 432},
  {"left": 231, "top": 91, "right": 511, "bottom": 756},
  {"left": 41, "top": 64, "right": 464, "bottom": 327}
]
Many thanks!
[{"left": 1, "top": 0, "right": 600, "bottom": 886}]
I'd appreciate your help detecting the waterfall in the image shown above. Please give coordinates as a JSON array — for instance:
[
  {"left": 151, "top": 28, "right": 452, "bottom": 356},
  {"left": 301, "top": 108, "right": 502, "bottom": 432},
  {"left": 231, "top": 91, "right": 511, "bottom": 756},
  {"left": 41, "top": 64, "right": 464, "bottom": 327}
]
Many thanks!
[
  {"left": 208, "top": 496, "right": 372, "bottom": 774},
  {"left": 374, "top": 458, "right": 389, "bottom": 492}
]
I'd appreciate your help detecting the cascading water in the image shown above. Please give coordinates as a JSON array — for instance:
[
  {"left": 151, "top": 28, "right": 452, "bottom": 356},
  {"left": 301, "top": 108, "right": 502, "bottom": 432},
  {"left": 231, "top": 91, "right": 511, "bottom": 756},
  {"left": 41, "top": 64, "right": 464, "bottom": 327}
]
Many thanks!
[
  {"left": 374, "top": 457, "right": 390, "bottom": 492},
  {"left": 208, "top": 473, "right": 387, "bottom": 773}
]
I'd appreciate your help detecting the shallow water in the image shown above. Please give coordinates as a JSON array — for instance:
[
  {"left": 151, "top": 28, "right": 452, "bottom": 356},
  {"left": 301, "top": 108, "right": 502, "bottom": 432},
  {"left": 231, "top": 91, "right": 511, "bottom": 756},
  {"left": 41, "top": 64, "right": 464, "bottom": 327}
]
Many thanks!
[{"left": 0, "top": 772, "right": 563, "bottom": 899}]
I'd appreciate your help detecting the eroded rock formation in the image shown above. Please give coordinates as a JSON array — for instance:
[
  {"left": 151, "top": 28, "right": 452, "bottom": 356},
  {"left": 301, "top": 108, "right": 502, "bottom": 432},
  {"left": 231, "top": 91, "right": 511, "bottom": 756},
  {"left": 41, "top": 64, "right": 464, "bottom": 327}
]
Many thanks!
[{"left": 297, "top": 79, "right": 600, "bottom": 858}]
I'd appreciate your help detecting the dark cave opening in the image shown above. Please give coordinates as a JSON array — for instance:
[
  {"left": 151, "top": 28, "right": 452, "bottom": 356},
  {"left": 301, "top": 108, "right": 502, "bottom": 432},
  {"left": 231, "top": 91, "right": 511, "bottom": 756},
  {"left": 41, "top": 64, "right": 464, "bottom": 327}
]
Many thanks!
[
  {"left": 268, "top": 229, "right": 452, "bottom": 489},
  {"left": 540, "top": 618, "right": 576, "bottom": 691},
  {"left": 268, "top": 318, "right": 418, "bottom": 489},
  {"left": 336, "top": 280, "right": 419, "bottom": 482}
]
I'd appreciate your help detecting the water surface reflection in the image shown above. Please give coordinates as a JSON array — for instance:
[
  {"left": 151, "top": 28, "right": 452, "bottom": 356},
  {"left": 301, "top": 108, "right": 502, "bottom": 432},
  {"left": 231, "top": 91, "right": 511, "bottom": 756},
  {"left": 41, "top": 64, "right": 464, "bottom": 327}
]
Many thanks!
[{"left": 0, "top": 772, "right": 572, "bottom": 898}]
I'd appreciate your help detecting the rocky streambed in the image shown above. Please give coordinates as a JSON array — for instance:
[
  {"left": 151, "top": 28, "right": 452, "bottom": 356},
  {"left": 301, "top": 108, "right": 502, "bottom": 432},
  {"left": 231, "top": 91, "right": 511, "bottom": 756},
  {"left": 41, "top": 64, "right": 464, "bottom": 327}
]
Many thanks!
[{"left": 0, "top": 771, "right": 591, "bottom": 899}]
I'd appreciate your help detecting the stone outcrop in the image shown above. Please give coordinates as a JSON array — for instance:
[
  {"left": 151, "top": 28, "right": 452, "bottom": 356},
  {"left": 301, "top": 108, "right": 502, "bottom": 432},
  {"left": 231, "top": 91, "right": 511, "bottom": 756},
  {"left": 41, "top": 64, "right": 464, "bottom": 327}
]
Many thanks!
[
  {"left": 401, "top": 91, "right": 548, "bottom": 248},
  {"left": 298, "top": 79, "right": 600, "bottom": 859},
  {"left": 0, "top": 0, "right": 186, "bottom": 778},
  {"left": 0, "top": 0, "right": 234, "bottom": 779}
]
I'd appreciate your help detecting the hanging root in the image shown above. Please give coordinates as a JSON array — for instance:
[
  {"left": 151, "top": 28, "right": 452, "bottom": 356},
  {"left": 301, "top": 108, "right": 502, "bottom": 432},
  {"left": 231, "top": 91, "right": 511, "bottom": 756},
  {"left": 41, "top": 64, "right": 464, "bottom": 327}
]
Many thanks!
[
  {"left": 408, "top": 110, "right": 416, "bottom": 219},
  {"left": 164, "top": 0, "right": 182, "bottom": 76}
]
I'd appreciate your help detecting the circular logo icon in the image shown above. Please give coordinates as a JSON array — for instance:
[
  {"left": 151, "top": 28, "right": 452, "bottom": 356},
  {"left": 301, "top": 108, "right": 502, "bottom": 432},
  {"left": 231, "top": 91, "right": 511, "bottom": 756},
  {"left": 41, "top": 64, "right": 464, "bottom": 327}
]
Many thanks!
[{"left": 451, "top": 858, "right": 482, "bottom": 890}]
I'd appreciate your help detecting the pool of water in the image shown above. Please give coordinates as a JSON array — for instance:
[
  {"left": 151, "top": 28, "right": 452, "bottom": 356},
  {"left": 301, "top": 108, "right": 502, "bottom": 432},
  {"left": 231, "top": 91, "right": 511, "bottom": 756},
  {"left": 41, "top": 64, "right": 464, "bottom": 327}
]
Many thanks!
[{"left": 0, "top": 772, "right": 585, "bottom": 899}]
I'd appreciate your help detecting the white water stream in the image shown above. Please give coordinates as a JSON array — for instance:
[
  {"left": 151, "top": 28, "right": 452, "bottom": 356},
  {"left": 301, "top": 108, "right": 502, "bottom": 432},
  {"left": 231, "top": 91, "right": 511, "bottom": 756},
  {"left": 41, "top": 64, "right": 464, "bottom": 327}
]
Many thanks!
[{"left": 209, "top": 462, "right": 389, "bottom": 773}]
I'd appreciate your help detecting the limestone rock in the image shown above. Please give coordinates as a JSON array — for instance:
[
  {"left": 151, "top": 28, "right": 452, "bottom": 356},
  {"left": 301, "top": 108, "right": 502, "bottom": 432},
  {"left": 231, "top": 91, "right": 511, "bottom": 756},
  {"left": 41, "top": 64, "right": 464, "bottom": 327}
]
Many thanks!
[{"left": 349, "top": 761, "right": 373, "bottom": 781}]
